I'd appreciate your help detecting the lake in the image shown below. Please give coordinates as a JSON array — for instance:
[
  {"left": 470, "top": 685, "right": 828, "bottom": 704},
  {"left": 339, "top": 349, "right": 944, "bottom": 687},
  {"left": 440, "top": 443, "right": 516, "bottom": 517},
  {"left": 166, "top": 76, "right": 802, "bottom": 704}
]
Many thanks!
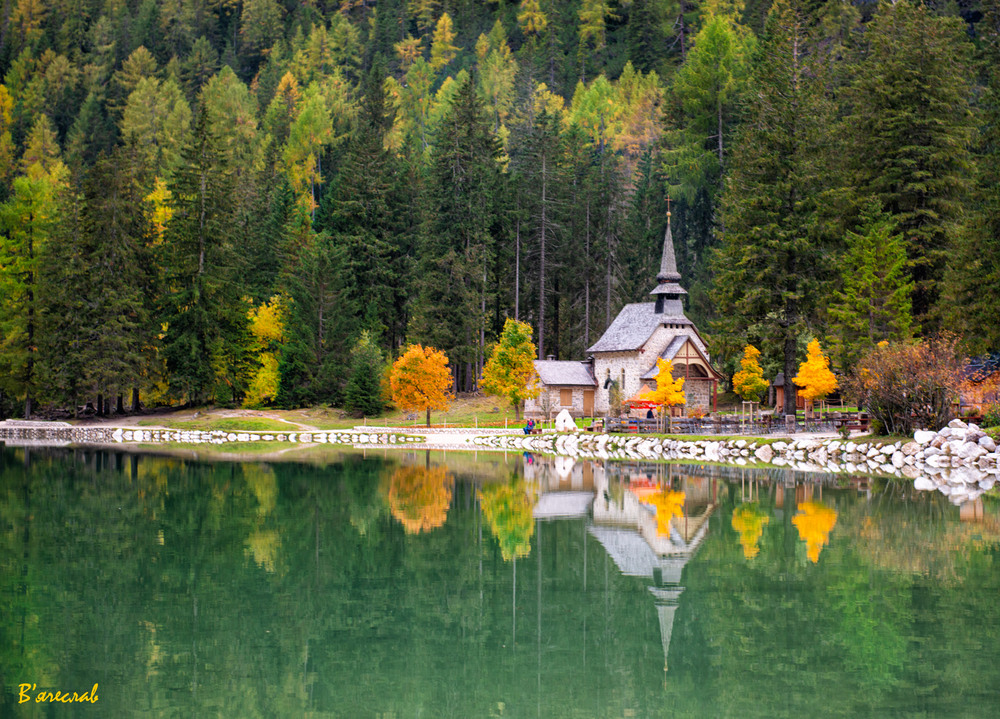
[{"left": 1, "top": 445, "right": 998, "bottom": 717}]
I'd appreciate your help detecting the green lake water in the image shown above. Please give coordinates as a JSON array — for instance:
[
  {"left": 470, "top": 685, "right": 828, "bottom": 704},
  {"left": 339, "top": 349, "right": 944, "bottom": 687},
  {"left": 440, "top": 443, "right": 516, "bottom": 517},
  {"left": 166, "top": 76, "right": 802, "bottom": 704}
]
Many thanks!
[{"left": 1, "top": 446, "right": 999, "bottom": 718}]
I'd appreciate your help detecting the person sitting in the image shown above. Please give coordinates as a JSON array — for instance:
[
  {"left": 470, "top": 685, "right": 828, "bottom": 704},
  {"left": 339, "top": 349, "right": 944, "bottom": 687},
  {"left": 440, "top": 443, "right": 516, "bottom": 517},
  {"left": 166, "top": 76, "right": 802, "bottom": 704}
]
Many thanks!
[
  {"left": 646, "top": 408, "right": 654, "bottom": 420},
  {"left": 523, "top": 418, "right": 535, "bottom": 435}
]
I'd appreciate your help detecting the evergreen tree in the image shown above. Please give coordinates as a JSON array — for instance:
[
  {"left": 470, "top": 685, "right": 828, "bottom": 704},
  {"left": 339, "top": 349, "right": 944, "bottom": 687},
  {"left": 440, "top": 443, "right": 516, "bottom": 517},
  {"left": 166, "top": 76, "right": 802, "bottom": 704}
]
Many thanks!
[
  {"left": 713, "top": 0, "right": 833, "bottom": 417},
  {"left": 409, "top": 75, "right": 503, "bottom": 392},
  {"left": 161, "top": 108, "right": 252, "bottom": 404},
  {"left": 829, "top": 200, "right": 913, "bottom": 371},
  {"left": 344, "top": 330, "right": 385, "bottom": 417},
  {"left": 943, "top": 0, "right": 1000, "bottom": 354},
  {"left": 842, "top": 0, "right": 975, "bottom": 324}
]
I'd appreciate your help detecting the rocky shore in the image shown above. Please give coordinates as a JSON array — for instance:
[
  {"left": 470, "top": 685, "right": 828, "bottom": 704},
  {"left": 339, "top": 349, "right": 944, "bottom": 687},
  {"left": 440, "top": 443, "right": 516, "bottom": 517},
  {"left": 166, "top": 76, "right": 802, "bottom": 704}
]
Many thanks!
[{"left": 3, "top": 418, "right": 997, "bottom": 503}]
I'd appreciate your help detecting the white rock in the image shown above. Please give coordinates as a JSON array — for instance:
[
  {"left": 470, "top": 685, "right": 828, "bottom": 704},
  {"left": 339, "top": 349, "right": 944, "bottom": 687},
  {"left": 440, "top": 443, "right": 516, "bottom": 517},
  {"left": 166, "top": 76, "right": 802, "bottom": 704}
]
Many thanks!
[
  {"left": 845, "top": 441, "right": 857, "bottom": 453},
  {"left": 979, "top": 435, "right": 997, "bottom": 452},
  {"left": 892, "top": 451, "right": 904, "bottom": 468},
  {"left": 555, "top": 409, "right": 576, "bottom": 431},
  {"left": 754, "top": 444, "right": 775, "bottom": 463},
  {"left": 914, "top": 430, "right": 936, "bottom": 445},
  {"left": 948, "top": 418, "right": 968, "bottom": 430},
  {"left": 902, "top": 441, "right": 920, "bottom": 456},
  {"left": 914, "top": 477, "right": 936, "bottom": 491},
  {"left": 957, "top": 442, "right": 986, "bottom": 461}
]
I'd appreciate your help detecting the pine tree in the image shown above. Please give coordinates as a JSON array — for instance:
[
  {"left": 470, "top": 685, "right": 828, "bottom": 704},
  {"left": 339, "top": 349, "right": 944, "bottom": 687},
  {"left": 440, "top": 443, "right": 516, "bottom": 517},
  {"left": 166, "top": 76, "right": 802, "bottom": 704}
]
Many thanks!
[
  {"left": 712, "top": 0, "right": 833, "bottom": 417},
  {"left": 829, "top": 200, "right": 913, "bottom": 371},
  {"left": 410, "top": 75, "right": 503, "bottom": 392},
  {"left": 842, "top": 1, "right": 975, "bottom": 324},
  {"left": 344, "top": 331, "right": 385, "bottom": 417}
]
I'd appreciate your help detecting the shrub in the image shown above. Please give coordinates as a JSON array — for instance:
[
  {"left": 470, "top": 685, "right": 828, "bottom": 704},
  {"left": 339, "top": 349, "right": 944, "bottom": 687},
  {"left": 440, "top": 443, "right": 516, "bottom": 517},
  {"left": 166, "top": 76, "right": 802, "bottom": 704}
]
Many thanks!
[
  {"left": 984, "top": 403, "right": 1000, "bottom": 428},
  {"left": 844, "top": 335, "right": 964, "bottom": 435}
]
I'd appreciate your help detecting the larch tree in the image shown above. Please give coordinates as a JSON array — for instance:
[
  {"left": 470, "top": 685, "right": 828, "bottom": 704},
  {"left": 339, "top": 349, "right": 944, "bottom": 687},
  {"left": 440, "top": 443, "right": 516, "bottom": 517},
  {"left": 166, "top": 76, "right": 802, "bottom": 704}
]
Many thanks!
[
  {"left": 793, "top": 339, "right": 837, "bottom": 414},
  {"left": 481, "top": 318, "right": 540, "bottom": 420},
  {"left": 429, "top": 13, "right": 459, "bottom": 71},
  {"left": 390, "top": 344, "right": 454, "bottom": 427},
  {"left": 732, "top": 345, "right": 769, "bottom": 402}
]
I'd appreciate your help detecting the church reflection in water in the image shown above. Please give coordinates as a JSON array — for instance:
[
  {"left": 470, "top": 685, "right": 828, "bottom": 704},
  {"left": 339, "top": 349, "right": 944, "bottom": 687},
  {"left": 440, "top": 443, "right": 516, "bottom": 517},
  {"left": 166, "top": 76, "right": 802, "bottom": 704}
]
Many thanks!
[{"left": 522, "top": 456, "right": 717, "bottom": 675}]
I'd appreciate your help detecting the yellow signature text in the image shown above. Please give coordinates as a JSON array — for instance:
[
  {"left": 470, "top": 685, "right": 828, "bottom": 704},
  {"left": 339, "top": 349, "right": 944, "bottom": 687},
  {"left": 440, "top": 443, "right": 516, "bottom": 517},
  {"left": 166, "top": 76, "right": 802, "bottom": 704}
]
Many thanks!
[{"left": 18, "top": 683, "right": 99, "bottom": 704}]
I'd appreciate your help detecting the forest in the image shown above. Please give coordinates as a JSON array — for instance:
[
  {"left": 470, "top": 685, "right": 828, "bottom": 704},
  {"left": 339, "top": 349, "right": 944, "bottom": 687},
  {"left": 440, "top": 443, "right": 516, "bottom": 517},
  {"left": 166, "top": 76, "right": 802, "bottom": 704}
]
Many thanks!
[{"left": 0, "top": 0, "right": 998, "bottom": 418}]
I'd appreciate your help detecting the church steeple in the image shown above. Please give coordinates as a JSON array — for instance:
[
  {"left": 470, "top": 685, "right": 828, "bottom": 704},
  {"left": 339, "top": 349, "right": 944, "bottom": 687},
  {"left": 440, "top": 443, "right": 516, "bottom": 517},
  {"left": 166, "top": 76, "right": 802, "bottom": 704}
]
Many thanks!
[{"left": 650, "top": 201, "right": 687, "bottom": 314}]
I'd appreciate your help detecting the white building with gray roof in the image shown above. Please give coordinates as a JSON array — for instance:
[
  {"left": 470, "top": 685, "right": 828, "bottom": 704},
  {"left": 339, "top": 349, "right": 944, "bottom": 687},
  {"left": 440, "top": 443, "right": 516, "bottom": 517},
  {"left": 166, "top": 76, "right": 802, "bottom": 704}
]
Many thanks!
[{"left": 587, "top": 213, "right": 722, "bottom": 416}]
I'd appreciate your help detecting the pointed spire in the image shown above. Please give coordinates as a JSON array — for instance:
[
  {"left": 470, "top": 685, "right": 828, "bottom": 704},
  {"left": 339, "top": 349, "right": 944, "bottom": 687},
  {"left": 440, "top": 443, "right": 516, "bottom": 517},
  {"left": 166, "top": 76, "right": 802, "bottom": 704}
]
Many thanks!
[{"left": 656, "top": 208, "right": 682, "bottom": 283}]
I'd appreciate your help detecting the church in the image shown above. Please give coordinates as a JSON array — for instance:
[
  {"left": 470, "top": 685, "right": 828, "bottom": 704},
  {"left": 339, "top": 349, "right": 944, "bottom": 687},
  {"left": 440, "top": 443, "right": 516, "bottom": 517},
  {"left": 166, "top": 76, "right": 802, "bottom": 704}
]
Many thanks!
[{"left": 525, "top": 211, "right": 722, "bottom": 419}]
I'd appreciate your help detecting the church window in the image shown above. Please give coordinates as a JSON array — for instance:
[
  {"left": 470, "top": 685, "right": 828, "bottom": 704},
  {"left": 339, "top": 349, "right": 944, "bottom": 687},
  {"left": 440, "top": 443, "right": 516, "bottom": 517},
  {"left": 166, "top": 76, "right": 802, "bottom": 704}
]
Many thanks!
[{"left": 560, "top": 389, "right": 573, "bottom": 406}]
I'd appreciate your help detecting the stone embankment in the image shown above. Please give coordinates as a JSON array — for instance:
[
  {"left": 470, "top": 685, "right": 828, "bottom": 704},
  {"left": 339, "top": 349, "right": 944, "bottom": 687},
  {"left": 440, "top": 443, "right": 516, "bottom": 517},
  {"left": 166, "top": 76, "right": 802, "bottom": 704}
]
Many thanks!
[
  {"left": 470, "top": 420, "right": 1000, "bottom": 501},
  {"left": 2, "top": 419, "right": 997, "bottom": 503},
  {"left": 0, "top": 420, "right": 425, "bottom": 448}
]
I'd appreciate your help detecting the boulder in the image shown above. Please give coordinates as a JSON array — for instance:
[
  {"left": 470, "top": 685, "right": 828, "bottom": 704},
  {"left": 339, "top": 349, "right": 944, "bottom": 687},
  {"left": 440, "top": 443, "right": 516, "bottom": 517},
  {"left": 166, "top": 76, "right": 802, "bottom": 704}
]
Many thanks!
[
  {"left": 913, "top": 430, "right": 936, "bottom": 445},
  {"left": 948, "top": 418, "right": 968, "bottom": 430},
  {"left": 979, "top": 435, "right": 997, "bottom": 453},
  {"left": 901, "top": 441, "right": 920, "bottom": 456},
  {"left": 754, "top": 444, "right": 774, "bottom": 463}
]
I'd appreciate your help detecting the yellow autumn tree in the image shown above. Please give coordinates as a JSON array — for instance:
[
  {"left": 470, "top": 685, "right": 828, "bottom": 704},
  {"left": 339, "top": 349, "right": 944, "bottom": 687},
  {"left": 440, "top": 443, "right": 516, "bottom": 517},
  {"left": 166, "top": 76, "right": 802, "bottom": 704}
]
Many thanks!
[
  {"left": 384, "top": 465, "right": 452, "bottom": 534},
  {"left": 481, "top": 318, "right": 539, "bottom": 420},
  {"left": 732, "top": 344, "right": 769, "bottom": 402},
  {"left": 792, "top": 501, "right": 838, "bottom": 563},
  {"left": 243, "top": 295, "right": 286, "bottom": 408},
  {"left": 429, "top": 12, "right": 459, "bottom": 70},
  {"left": 793, "top": 339, "right": 838, "bottom": 415},
  {"left": 479, "top": 479, "right": 536, "bottom": 561},
  {"left": 642, "top": 489, "right": 685, "bottom": 536},
  {"left": 732, "top": 504, "right": 769, "bottom": 559},
  {"left": 390, "top": 344, "right": 454, "bottom": 426},
  {"left": 640, "top": 357, "right": 686, "bottom": 430}
]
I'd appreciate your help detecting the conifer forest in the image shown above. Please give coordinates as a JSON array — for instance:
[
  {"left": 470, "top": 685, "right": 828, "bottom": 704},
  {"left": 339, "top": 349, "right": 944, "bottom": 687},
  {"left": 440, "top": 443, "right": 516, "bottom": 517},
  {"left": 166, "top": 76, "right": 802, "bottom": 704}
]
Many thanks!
[{"left": 0, "top": 0, "right": 998, "bottom": 417}]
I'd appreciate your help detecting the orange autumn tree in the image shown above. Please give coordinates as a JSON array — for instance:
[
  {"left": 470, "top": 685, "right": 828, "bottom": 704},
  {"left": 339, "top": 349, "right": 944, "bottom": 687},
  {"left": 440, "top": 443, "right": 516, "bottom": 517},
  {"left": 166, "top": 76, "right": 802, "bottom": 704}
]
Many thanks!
[
  {"left": 731, "top": 504, "right": 769, "bottom": 559},
  {"left": 792, "top": 501, "right": 838, "bottom": 563},
  {"left": 384, "top": 465, "right": 453, "bottom": 534},
  {"left": 640, "top": 357, "right": 686, "bottom": 430},
  {"left": 390, "top": 344, "right": 454, "bottom": 426},
  {"left": 793, "top": 339, "right": 838, "bottom": 416}
]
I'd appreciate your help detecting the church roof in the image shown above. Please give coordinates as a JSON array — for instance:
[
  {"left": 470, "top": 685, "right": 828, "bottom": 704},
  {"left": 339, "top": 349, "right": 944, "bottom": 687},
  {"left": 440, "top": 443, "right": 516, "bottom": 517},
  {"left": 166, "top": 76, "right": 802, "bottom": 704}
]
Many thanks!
[
  {"left": 534, "top": 360, "right": 597, "bottom": 387},
  {"left": 586, "top": 303, "right": 693, "bottom": 353}
]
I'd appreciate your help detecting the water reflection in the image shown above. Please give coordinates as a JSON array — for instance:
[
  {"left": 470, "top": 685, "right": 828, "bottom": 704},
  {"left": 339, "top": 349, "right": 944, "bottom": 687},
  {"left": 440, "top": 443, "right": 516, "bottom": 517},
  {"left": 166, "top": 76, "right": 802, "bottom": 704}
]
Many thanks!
[{"left": 2, "top": 446, "right": 1000, "bottom": 718}]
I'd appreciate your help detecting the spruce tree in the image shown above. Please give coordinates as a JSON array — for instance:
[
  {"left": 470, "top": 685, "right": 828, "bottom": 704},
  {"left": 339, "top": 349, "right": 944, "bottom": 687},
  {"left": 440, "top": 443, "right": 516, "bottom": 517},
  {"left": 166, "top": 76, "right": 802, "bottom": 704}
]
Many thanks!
[
  {"left": 842, "top": 1, "right": 975, "bottom": 324},
  {"left": 409, "top": 74, "right": 503, "bottom": 392},
  {"left": 344, "top": 331, "right": 385, "bottom": 417},
  {"left": 713, "top": 0, "right": 833, "bottom": 417}
]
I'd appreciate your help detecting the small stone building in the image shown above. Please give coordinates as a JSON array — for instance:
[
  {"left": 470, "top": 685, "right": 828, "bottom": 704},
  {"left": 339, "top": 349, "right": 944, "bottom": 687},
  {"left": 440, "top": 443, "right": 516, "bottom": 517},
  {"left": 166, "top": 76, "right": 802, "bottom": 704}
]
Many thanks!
[
  {"left": 586, "top": 214, "right": 722, "bottom": 416},
  {"left": 525, "top": 360, "right": 597, "bottom": 419}
]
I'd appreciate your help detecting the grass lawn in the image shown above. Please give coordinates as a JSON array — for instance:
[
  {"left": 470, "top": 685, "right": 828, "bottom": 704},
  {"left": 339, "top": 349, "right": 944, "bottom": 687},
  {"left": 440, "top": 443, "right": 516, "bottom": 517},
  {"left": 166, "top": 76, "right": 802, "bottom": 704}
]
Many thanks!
[{"left": 137, "top": 417, "right": 294, "bottom": 432}]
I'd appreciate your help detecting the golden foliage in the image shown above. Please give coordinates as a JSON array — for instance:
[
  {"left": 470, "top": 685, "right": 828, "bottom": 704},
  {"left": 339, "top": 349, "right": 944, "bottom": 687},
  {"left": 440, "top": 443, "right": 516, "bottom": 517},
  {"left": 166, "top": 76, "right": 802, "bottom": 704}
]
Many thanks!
[
  {"left": 479, "top": 480, "right": 536, "bottom": 561},
  {"left": 640, "top": 358, "right": 686, "bottom": 408},
  {"left": 384, "top": 465, "right": 452, "bottom": 534},
  {"left": 792, "top": 501, "right": 838, "bottom": 563},
  {"left": 517, "top": 0, "right": 547, "bottom": 36},
  {"left": 390, "top": 344, "right": 453, "bottom": 422},
  {"left": 480, "top": 318, "right": 539, "bottom": 415},
  {"left": 793, "top": 339, "right": 838, "bottom": 402},
  {"left": 732, "top": 344, "right": 769, "bottom": 402},
  {"left": 642, "top": 489, "right": 685, "bottom": 536},
  {"left": 244, "top": 295, "right": 287, "bottom": 408},
  {"left": 731, "top": 504, "right": 769, "bottom": 558},
  {"left": 429, "top": 12, "right": 459, "bottom": 70}
]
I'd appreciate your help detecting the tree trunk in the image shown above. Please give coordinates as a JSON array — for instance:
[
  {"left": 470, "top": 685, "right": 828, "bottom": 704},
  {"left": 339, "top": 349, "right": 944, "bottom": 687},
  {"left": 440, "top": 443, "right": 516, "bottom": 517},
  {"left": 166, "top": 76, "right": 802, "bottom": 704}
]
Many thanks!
[
  {"left": 131, "top": 387, "right": 141, "bottom": 413},
  {"left": 426, "top": 406, "right": 431, "bottom": 427},
  {"left": 116, "top": 393, "right": 125, "bottom": 415},
  {"left": 97, "top": 393, "right": 104, "bottom": 417},
  {"left": 783, "top": 334, "right": 798, "bottom": 419}
]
